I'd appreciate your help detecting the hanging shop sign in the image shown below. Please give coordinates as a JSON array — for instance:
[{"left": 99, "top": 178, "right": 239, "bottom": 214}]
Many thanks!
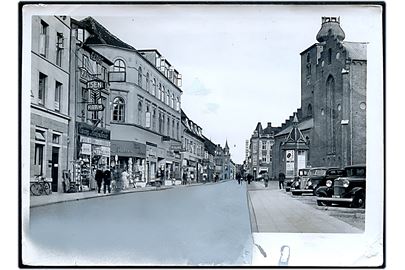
[
  {"left": 80, "top": 136, "right": 110, "bottom": 147},
  {"left": 170, "top": 143, "right": 183, "bottom": 152},
  {"left": 93, "top": 145, "right": 110, "bottom": 157},
  {"left": 86, "top": 79, "right": 105, "bottom": 90},
  {"left": 87, "top": 103, "right": 105, "bottom": 111},
  {"left": 77, "top": 122, "right": 110, "bottom": 140},
  {"left": 81, "top": 143, "right": 91, "bottom": 155}
]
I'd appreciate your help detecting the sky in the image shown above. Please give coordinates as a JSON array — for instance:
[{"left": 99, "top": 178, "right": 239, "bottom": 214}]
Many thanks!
[{"left": 30, "top": 4, "right": 382, "bottom": 164}]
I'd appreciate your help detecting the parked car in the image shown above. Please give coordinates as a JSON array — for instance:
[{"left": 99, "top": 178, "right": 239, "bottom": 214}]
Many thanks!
[
  {"left": 290, "top": 168, "right": 310, "bottom": 195},
  {"left": 291, "top": 167, "right": 338, "bottom": 195},
  {"left": 316, "top": 164, "right": 366, "bottom": 208}
]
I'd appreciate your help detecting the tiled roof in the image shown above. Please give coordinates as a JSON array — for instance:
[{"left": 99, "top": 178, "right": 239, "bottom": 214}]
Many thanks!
[{"left": 79, "top": 17, "right": 136, "bottom": 51}]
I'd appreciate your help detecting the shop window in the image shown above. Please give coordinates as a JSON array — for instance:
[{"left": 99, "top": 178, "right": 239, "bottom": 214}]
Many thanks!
[
  {"left": 34, "top": 143, "right": 44, "bottom": 174},
  {"left": 112, "top": 97, "right": 125, "bottom": 122},
  {"left": 38, "top": 72, "right": 47, "bottom": 105}
]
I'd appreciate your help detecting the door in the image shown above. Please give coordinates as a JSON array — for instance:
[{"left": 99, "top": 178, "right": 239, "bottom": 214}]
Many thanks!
[{"left": 51, "top": 147, "right": 59, "bottom": 192}]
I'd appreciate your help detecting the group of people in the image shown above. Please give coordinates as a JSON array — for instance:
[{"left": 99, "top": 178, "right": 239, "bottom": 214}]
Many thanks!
[
  {"left": 95, "top": 167, "right": 112, "bottom": 194},
  {"left": 235, "top": 171, "right": 286, "bottom": 189}
]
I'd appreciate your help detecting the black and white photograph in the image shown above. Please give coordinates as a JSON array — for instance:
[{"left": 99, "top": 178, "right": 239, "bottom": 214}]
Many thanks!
[{"left": 19, "top": 2, "right": 384, "bottom": 267}]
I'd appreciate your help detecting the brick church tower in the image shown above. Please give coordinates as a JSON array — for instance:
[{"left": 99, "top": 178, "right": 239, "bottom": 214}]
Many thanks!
[{"left": 300, "top": 17, "right": 367, "bottom": 167}]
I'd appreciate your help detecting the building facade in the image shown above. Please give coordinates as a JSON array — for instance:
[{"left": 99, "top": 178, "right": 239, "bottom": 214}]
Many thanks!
[
  {"left": 78, "top": 17, "right": 183, "bottom": 184},
  {"left": 180, "top": 110, "right": 205, "bottom": 183},
  {"left": 249, "top": 122, "right": 279, "bottom": 179},
  {"left": 67, "top": 18, "right": 114, "bottom": 192},
  {"left": 30, "top": 16, "right": 71, "bottom": 193}
]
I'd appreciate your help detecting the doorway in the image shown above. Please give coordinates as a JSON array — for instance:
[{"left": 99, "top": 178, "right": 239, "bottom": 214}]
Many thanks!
[{"left": 51, "top": 147, "right": 59, "bottom": 192}]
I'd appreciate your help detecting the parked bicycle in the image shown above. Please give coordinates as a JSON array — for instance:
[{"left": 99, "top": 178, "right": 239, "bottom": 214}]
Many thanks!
[{"left": 30, "top": 175, "right": 51, "bottom": 196}]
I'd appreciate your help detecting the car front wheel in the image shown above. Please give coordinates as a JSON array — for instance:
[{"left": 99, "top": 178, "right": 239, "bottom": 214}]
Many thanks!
[
  {"left": 317, "top": 193, "right": 332, "bottom": 206},
  {"left": 351, "top": 192, "right": 365, "bottom": 208}
]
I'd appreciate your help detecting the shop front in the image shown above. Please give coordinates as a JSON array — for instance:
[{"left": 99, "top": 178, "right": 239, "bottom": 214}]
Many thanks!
[
  {"left": 74, "top": 122, "right": 111, "bottom": 192},
  {"left": 110, "top": 140, "right": 147, "bottom": 184}
]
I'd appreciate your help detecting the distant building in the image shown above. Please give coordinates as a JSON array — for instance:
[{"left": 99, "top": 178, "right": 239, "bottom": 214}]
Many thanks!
[
  {"left": 181, "top": 110, "right": 205, "bottom": 183},
  {"left": 30, "top": 16, "right": 71, "bottom": 192},
  {"left": 249, "top": 122, "right": 279, "bottom": 179}
]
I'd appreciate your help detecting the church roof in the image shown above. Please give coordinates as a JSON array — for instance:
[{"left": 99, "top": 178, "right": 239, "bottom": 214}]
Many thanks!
[
  {"left": 342, "top": 41, "right": 367, "bottom": 61},
  {"left": 275, "top": 118, "right": 313, "bottom": 137}
]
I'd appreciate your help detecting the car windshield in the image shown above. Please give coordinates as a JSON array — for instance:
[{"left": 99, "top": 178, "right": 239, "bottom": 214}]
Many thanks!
[
  {"left": 299, "top": 170, "right": 308, "bottom": 176},
  {"left": 346, "top": 167, "right": 366, "bottom": 177},
  {"left": 309, "top": 169, "right": 327, "bottom": 176}
]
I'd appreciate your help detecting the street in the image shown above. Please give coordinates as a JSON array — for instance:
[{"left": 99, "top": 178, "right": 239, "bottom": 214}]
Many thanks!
[
  {"left": 25, "top": 180, "right": 366, "bottom": 266},
  {"left": 26, "top": 181, "right": 252, "bottom": 266}
]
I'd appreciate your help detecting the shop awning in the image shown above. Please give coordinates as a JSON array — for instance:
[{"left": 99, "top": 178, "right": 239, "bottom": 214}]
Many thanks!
[{"left": 110, "top": 140, "right": 146, "bottom": 158}]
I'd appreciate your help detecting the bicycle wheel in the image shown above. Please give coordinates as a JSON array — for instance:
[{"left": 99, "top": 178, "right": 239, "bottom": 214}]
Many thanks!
[
  {"left": 43, "top": 182, "right": 51, "bottom": 195},
  {"left": 30, "top": 183, "right": 41, "bottom": 196}
]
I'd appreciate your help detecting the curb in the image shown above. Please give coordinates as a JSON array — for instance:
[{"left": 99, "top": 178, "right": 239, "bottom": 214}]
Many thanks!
[{"left": 30, "top": 181, "right": 226, "bottom": 208}]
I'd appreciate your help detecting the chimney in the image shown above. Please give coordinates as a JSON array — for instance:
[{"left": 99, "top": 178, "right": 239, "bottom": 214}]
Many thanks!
[{"left": 267, "top": 122, "right": 272, "bottom": 128}]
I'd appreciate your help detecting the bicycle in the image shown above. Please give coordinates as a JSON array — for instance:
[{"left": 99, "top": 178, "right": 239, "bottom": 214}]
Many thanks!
[{"left": 30, "top": 175, "right": 51, "bottom": 196}]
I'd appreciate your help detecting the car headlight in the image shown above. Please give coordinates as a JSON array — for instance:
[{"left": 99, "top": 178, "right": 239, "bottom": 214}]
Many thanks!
[
  {"left": 307, "top": 180, "right": 312, "bottom": 187},
  {"left": 343, "top": 179, "right": 350, "bottom": 188},
  {"left": 295, "top": 181, "right": 300, "bottom": 187},
  {"left": 326, "top": 180, "right": 332, "bottom": 187}
]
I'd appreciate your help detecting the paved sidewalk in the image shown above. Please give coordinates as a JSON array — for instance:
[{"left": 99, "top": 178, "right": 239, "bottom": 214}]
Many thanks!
[
  {"left": 247, "top": 181, "right": 361, "bottom": 233},
  {"left": 30, "top": 181, "right": 223, "bottom": 208}
]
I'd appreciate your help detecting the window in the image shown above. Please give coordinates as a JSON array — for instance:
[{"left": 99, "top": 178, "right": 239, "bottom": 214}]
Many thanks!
[
  {"left": 176, "top": 122, "right": 180, "bottom": 140},
  {"left": 326, "top": 75, "right": 336, "bottom": 153},
  {"left": 158, "top": 83, "right": 162, "bottom": 99},
  {"left": 34, "top": 143, "right": 44, "bottom": 175},
  {"left": 166, "top": 91, "right": 170, "bottom": 105},
  {"left": 308, "top": 104, "right": 313, "bottom": 116},
  {"left": 110, "top": 59, "right": 126, "bottom": 82},
  {"left": 262, "top": 142, "right": 267, "bottom": 150},
  {"left": 81, "top": 88, "right": 88, "bottom": 120},
  {"left": 171, "top": 94, "right": 175, "bottom": 108},
  {"left": 328, "top": 48, "right": 332, "bottom": 64},
  {"left": 176, "top": 97, "right": 180, "bottom": 111},
  {"left": 39, "top": 20, "right": 48, "bottom": 57},
  {"left": 54, "top": 81, "right": 62, "bottom": 112},
  {"left": 52, "top": 133, "right": 61, "bottom": 144},
  {"left": 137, "top": 101, "right": 143, "bottom": 125},
  {"left": 146, "top": 72, "right": 150, "bottom": 92},
  {"left": 56, "top": 32, "right": 64, "bottom": 66},
  {"left": 138, "top": 66, "right": 143, "bottom": 87},
  {"left": 112, "top": 97, "right": 125, "bottom": 122},
  {"left": 172, "top": 119, "right": 175, "bottom": 138},
  {"left": 159, "top": 113, "right": 163, "bottom": 134},
  {"left": 161, "top": 86, "right": 165, "bottom": 102},
  {"left": 152, "top": 109, "right": 156, "bottom": 131},
  {"left": 38, "top": 73, "right": 47, "bottom": 105},
  {"left": 167, "top": 117, "right": 170, "bottom": 136},
  {"left": 152, "top": 78, "right": 156, "bottom": 96},
  {"left": 113, "top": 59, "right": 126, "bottom": 72}
]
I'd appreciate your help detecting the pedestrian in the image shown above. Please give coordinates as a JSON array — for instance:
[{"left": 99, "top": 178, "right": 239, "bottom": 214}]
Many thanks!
[
  {"left": 278, "top": 172, "right": 285, "bottom": 189},
  {"left": 236, "top": 172, "right": 241, "bottom": 185},
  {"left": 247, "top": 173, "right": 252, "bottom": 184},
  {"left": 103, "top": 168, "right": 112, "bottom": 194},
  {"left": 182, "top": 171, "right": 187, "bottom": 185},
  {"left": 264, "top": 172, "right": 269, "bottom": 188},
  {"left": 95, "top": 167, "right": 103, "bottom": 193},
  {"left": 121, "top": 169, "right": 129, "bottom": 190}
]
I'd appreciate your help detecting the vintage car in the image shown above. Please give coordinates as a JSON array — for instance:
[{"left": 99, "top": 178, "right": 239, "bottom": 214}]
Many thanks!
[
  {"left": 316, "top": 165, "right": 366, "bottom": 208},
  {"left": 290, "top": 168, "right": 310, "bottom": 195},
  {"left": 291, "top": 167, "right": 343, "bottom": 195}
]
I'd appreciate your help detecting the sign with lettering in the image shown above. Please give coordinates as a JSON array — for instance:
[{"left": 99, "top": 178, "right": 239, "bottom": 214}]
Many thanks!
[
  {"left": 77, "top": 122, "right": 110, "bottom": 140},
  {"left": 86, "top": 79, "right": 105, "bottom": 90},
  {"left": 80, "top": 67, "right": 96, "bottom": 81},
  {"left": 81, "top": 143, "right": 91, "bottom": 155},
  {"left": 87, "top": 103, "right": 105, "bottom": 111},
  {"left": 110, "top": 140, "right": 146, "bottom": 158}
]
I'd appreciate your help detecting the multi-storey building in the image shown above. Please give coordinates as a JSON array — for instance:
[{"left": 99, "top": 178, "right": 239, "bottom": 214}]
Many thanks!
[
  {"left": 30, "top": 16, "right": 71, "bottom": 193},
  {"left": 181, "top": 110, "right": 205, "bottom": 183},
  {"left": 77, "top": 17, "right": 183, "bottom": 184},
  {"left": 213, "top": 142, "right": 232, "bottom": 180},
  {"left": 249, "top": 122, "right": 279, "bottom": 179},
  {"left": 67, "top": 19, "right": 114, "bottom": 192},
  {"left": 203, "top": 136, "right": 217, "bottom": 182}
]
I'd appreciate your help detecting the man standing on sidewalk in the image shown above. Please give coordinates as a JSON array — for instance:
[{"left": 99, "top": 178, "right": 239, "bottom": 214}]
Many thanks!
[
  {"left": 103, "top": 168, "right": 112, "bottom": 194},
  {"left": 278, "top": 172, "right": 285, "bottom": 189},
  {"left": 95, "top": 168, "right": 103, "bottom": 193}
]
